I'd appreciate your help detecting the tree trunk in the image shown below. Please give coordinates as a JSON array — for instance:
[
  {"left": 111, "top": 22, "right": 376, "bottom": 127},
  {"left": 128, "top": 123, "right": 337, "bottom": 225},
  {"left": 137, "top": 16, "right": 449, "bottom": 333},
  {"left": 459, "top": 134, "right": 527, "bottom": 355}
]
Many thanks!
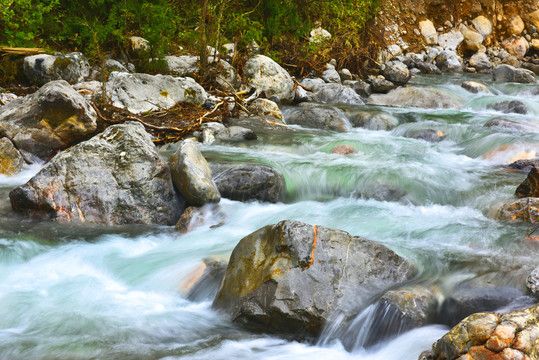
[{"left": 199, "top": 0, "right": 209, "bottom": 74}]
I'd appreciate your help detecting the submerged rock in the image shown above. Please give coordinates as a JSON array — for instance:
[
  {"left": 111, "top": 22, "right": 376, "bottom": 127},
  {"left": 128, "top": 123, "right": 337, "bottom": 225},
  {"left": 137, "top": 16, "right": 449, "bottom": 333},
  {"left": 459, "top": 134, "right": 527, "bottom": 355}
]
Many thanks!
[
  {"left": 348, "top": 110, "right": 399, "bottom": 131},
  {"left": 331, "top": 144, "right": 357, "bottom": 155},
  {"left": 182, "top": 257, "right": 228, "bottom": 302},
  {"left": 9, "top": 122, "right": 183, "bottom": 225},
  {"left": 213, "top": 220, "right": 417, "bottom": 337},
  {"left": 488, "top": 100, "right": 528, "bottom": 115},
  {"left": 368, "top": 87, "right": 461, "bottom": 109},
  {"left": 175, "top": 204, "right": 225, "bottom": 234},
  {"left": 211, "top": 163, "right": 286, "bottom": 203},
  {"left": 247, "top": 98, "right": 282, "bottom": 120},
  {"left": 0, "top": 80, "right": 97, "bottom": 160},
  {"left": 370, "top": 78, "right": 395, "bottom": 94},
  {"left": 484, "top": 118, "right": 539, "bottom": 133},
  {"left": 435, "top": 50, "right": 462, "bottom": 72},
  {"left": 461, "top": 81, "right": 490, "bottom": 94},
  {"left": 199, "top": 122, "right": 256, "bottom": 144},
  {"left": 506, "top": 159, "right": 539, "bottom": 172},
  {"left": 106, "top": 72, "right": 207, "bottom": 114},
  {"left": 381, "top": 61, "right": 411, "bottom": 86},
  {"left": 169, "top": 140, "right": 220, "bottom": 207},
  {"left": 402, "top": 128, "right": 446, "bottom": 142},
  {"left": 430, "top": 305, "right": 539, "bottom": 360},
  {"left": 0, "top": 138, "right": 25, "bottom": 176},
  {"left": 311, "top": 83, "right": 364, "bottom": 105}
]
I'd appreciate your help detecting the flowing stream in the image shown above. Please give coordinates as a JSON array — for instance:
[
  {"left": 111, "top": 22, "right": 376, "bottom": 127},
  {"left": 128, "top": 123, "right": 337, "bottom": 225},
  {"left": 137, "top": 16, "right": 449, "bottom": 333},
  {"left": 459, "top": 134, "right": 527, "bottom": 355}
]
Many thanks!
[{"left": 0, "top": 73, "right": 538, "bottom": 359}]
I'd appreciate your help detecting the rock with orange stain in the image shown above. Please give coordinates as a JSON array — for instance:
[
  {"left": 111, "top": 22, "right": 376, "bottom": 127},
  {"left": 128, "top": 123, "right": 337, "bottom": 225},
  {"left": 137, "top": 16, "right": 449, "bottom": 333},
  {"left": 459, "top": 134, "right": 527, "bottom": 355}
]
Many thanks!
[
  {"left": 175, "top": 204, "right": 225, "bottom": 234},
  {"left": 181, "top": 257, "right": 227, "bottom": 302},
  {"left": 331, "top": 144, "right": 357, "bottom": 155},
  {"left": 492, "top": 198, "right": 539, "bottom": 223},
  {"left": 0, "top": 138, "right": 25, "bottom": 176},
  {"left": 483, "top": 144, "right": 538, "bottom": 164},
  {"left": 212, "top": 220, "right": 417, "bottom": 338},
  {"left": 431, "top": 305, "right": 539, "bottom": 360},
  {"left": 9, "top": 122, "right": 183, "bottom": 225},
  {"left": 515, "top": 167, "right": 539, "bottom": 198},
  {"left": 0, "top": 80, "right": 97, "bottom": 160}
]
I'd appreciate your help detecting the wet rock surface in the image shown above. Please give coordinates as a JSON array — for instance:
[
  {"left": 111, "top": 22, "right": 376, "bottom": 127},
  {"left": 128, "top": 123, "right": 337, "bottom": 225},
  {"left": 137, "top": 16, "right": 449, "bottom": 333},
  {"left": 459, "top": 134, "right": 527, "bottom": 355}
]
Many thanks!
[
  {"left": 0, "top": 138, "right": 25, "bottom": 176},
  {"left": 9, "top": 122, "right": 183, "bottom": 225},
  {"left": 213, "top": 220, "right": 417, "bottom": 337}
]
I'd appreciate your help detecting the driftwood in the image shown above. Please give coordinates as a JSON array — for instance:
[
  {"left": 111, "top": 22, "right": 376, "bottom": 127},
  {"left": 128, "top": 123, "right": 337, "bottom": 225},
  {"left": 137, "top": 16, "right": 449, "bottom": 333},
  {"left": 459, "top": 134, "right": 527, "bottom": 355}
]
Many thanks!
[{"left": 0, "top": 46, "right": 46, "bottom": 56}]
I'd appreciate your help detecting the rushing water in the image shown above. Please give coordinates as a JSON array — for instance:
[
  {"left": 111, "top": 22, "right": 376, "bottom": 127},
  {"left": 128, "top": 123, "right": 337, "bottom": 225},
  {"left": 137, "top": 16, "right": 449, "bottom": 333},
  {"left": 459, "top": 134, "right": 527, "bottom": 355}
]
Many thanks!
[{"left": 0, "top": 73, "right": 538, "bottom": 359}]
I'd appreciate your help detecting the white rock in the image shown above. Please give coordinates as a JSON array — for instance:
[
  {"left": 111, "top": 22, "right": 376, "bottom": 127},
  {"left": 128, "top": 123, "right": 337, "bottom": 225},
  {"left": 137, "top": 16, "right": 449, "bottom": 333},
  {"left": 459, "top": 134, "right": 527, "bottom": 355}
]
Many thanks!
[
  {"left": 419, "top": 20, "right": 438, "bottom": 45},
  {"left": 309, "top": 27, "right": 331, "bottom": 43},
  {"left": 244, "top": 55, "right": 295, "bottom": 103},
  {"left": 437, "top": 29, "right": 464, "bottom": 50}
]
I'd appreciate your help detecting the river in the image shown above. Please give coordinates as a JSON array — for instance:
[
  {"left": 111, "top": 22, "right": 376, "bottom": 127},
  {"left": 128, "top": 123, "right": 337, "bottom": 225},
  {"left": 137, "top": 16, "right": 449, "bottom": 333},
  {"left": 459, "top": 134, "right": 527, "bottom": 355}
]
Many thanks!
[{"left": 0, "top": 73, "right": 537, "bottom": 359}]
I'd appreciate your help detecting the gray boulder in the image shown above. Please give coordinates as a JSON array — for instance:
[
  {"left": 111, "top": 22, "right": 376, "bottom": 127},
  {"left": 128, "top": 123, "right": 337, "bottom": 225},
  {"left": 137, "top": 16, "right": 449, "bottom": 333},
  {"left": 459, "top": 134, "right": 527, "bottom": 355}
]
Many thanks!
[
  {"left": 437, "top": 29, "right": 464, "bottom": 50},
  {"left": 368, "top": 87, "right": 462, "bottom": 109},
  {"left": 488, "top": 100, "right": 528, "bottom": 114},
  {"left": 492, "top": 64, "right": 537, "bottom": 83},
  {"left": 211, "top": 163, "right": 286, "bottom": 203},
  {"left": 169, "top": 140, "right": 220, "bottom": 207},
  {"left": 244, "top": 55, "right": 295, "bottom": 103},
  {"left": 469, "top": 52, "right": 492, "bottom": 71},
  {"left": 322, "top": 68, "right": 341, "bottom": 83},
  {"left": 381, "top": 61, "right": 411, "bottom": 86},
  {"left": 165, "top": 55, "right": 199, "bottom": 77},
  {"left": 9, "top": 122, "right": 183, "bottom": 225},
  {"left": 106, "top": 72, "right": 207, "bottom": 114},
  {"left": 311, "top": 83, "right": 364, "bottom": 105},
  {"left": 343, "top": 80, "right": 372, "bottom": 97},
  {"left": 185, "top": 257, "right": 228, "bottom": 302},
  {"left": 370, "top": 78, "right": 395, "bottom": 93},
  {"left": 199, "top": 122, "right": 256, "bottom": 145},
  {"left": 526, "top": 266, "right": 539, "bottom": 296},
  {"left": 0, "top": 137, "right": 25, "bottom": 176},
  {"left": 285, "top": 105, "right": 351, "bottom": 132},
  {"left": 23, "top": 52, "right": 90, "bottom": 85},
  {"left": 213, "top": 220, "right": 417, "bottom": 336},
  {"left": 415, "top": 61, "right": 442, "bottom": 75},
  {"left": 348, "top": 110, "right": 399, "bottom": 130},
  {"left": 0, "top": 80, "right": 97, "bottom": 160},
  {"left": 435, "top": 50, "right": 463, "bottom": 72},
  {"left": 484, "top": 117, "right": 538, "bottom": 133}
]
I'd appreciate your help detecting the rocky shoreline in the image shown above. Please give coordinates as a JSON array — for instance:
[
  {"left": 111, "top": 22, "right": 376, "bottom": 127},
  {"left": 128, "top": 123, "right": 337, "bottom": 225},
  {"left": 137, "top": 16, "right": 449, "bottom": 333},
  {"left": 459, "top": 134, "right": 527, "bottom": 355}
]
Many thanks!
[{"left": 1, "top": 5, "right": 539, "bottom": 359}]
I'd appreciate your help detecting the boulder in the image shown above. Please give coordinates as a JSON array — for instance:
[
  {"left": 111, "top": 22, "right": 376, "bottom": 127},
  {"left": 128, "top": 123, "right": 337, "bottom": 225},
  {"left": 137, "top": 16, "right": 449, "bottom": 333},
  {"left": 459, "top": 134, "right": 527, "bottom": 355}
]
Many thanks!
[
  {"left": 381, "top": 286, "right": 438, "bottom": 329},
  {"left": 402, "top": 128, "right": 446, "bottom": 142},
  {"left": 437, "top": 29, "right": 464, "bottom": 50},
  {"left": 309, "top": 27, "right": 331, "bottom": 43},
  {"left": 494, "top": 198, "right": 539, "bottom": 223},
  {"left": 165, "top": 55, "right": 199, "bottom": 77},
  {"left": 440, "top": 286, "right": 526, "bottom": 326},
  {"left": 23, "top": 52, "right": 90, "bottom": 85},
  {"left": 105, "top": 72, "right": 207, "bottom": 114},
  {"left": 0, "top": 80, "right": 97, "bottom": 160},
  {"left": 244, "top": 55, "right": 295, "bottom": 104},
  {"left": 415, "top": 61, "right": 442, "bottom": 75},
  {"left": 310, "top": 83, "right": 364, "bottom": 104},
  {"left": 199, "top": 122, "right": 256, "bottom": 144},
  {"left": 175, "top": 204, "right": 225, "bottom": 234},
  {"left": 503, "top": 36, "right": 530, "bottom": 60},
  {"left": 461, "top": 80, "right": 490, "bottom": 94},
  {"left": 370, "top": 78, "right": 395, "bottom": 94},
  {"left": 516, "top": 167, "right": 539, "bottom": 198},
  {"left": 344, "top": 80, "right": 372, "bottom": 97},
  {"left": 459, "top": 24, "right": 484, "bottom": 52},
  {"left": 247, "top": 98, "right": 282, "bottom": 120},
  {"left": 430, "top": 305, "right": 539, "bottom": 360},
  {"left": 368, "top": 87, "right": 462, "bottom": 109},
  {"left": 169, "top": 140, "right": 220, "bottom": 207},
  {"left": 530, "top": 9, "right": 539, "bottom": 30},
  {"left": 184, "top": 257, "right": 228, "bottom": 302},
  {"left": 472, "top": 16, "right": 493, "bottom": 38},
  {"left": 419, "top": 20, "right": 438, "bottom": 45},
  {"left": 285, "top": 105, "right": 350, "bottom": 132},
  {"left": 211, "top": 163, "right": 286, "bottom": 203},
  {"left": 469, "top": 52, "right": 492, "bottom": 71},
  {"left": 226, "top": 116, "right": 293, "bottom": 133},
  {"left": 507, "top": 15, "right": 525, "bottom": 35},
  {"left": 338, "top": 68, "right": 353, "bottom": 82},
  {"left": 506, "top": 159, "right": 539, "bottom": 172},
  {"left": 527, "top": 266, "right": 539, "bottom": 297},
  {"left": 435, "top": 50, "right": 463, "bottom": 72},
  {"left": 212, "top": 220, "right": 417, "bottom": 336},
  {"left": 381, "top": 61, "right": 411, "bottom": 86},
  {"left": 104, "top": 59, "right": 129, "bottom": 73},
  {"left": 322, "top": 68, "right": 341, "bottom": 83},
  {"left": 348, "top": 110, "right": 399, "bottom": 131},
  {"left": 484, "top": 118, "right": 539, "bottom": 133},
  {"left": 0, "top": 138, "right": 25, "bottom": 176},
  {"left": 492, "top": 64, "right": 537, "bottom": 83},
  {"left": 9, "top": 122, "right": 183, "bottom": 225},
  {"left": 488, "top": 100, "right": 528, "bottom": 114}
]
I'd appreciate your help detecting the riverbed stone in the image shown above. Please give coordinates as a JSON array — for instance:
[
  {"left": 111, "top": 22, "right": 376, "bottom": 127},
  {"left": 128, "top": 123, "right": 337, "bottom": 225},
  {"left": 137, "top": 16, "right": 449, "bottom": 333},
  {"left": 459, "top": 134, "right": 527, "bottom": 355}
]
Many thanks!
[
  {"left": 165, "top": 55, "right": 199, "bottom": 77},
  {"left": 420, "top": 20, "right": 438, "bottom": 45},
  {"left": 106, "top": 72, "right": 207, "bottom": 114},
  {"left": 23, "top": 52, "right": 90, "bottom": 85},
  {"left": 507, "top": 15, "right": 525, "bottom": 35},
  {"left": 503, "top": 36, "right": 530, "bottom": 60},
  {"left": 402, "top": 128, "right": 446, "bottom": 142},
  {"left": 488, "top": 100, "right": 528, "bottom": 115},
  {"left": 175, "top": 204, "right": 225, "bottom": 234},
  {"left": 199, "top": 122, "right": 256, "bottom": 144},
  {"left": 438, "top": 29, "right": 464, "bottom": 51},
  {"left": 170, "top": 140, "right": 220, "bottom": 207},
  {"left": 526, "top": 266, "right": 539, "bottom": 297},
  {"left": 472, "top": 16, "right": 492, "bottom": 38},
  {"left": 211, "top": 163, "right": 285, "bottom": 203},
  {"left": 469, "top": 52, "right": 492, "bottom": 71},
  {"left": 381, "top": 60, "right": 411, "bottom": 86},
  {"left": 492, "top": 64, "right": 537, "bottom": 83},
  {"left": 435, "top": 50, "right": 463, "bottom": 72},
  {"left": 0, "top": 80, "right": 97, "bottom": 160},
  {"left": 183, "top": 257, "right": 228, "bottom": 302},
  {"left": 9, "top": 122, "right": 183, "bottom": 225},
  {"left": 381, "top": 286, "right": 439, "bottom": 328},
  {"left": 244, "top": 55, "right": 295, "bottom": 104},
  {"left": 0, "top": 138, "right": 25, "bottom": 176},
  {"left": 484, "top": 118, "right": 539, "bottom": 133},
  {"left": 368, "top": 87, "right": 462, "bottom": 109},
  {"left": 430, "top": 305, "right": 539, "bottom": 360},
  {"left": 322, "top": 68, "right": 341, "bottom": 83},
  {"left": 459, "top": 24, "right": 484, "bottom": 52},
  {"left": 415, "top": 61, "right": 442, "bottom": 75},
  {"left": 461, "top": 81, "right": 490, "bottom": 93},
  {"left": 348, "top": 110, "right": 399, "bottom": 130},
  {"left": 310, "top": 83, "right": 364, "bottom": 105},
  {"left": 213, "top": 220, "right": 417, "bottom": 337},
  {"left": 247, "top": 98, "right": 282, "bottom": 120},
  {"left": 516, "top": 166, "right": 539, "bottom": 198},
  {"left": 494, "top": 198, "right": 539, "bottom": 223},
  {"left": 285, "top": 105, "right": 350, "bottom": 132},
  {"left": 345, "top": 80, "right": 372, "bottom": 97},
  {"left": 370, "top": 78, "right": 395, "bottom": 93}
]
